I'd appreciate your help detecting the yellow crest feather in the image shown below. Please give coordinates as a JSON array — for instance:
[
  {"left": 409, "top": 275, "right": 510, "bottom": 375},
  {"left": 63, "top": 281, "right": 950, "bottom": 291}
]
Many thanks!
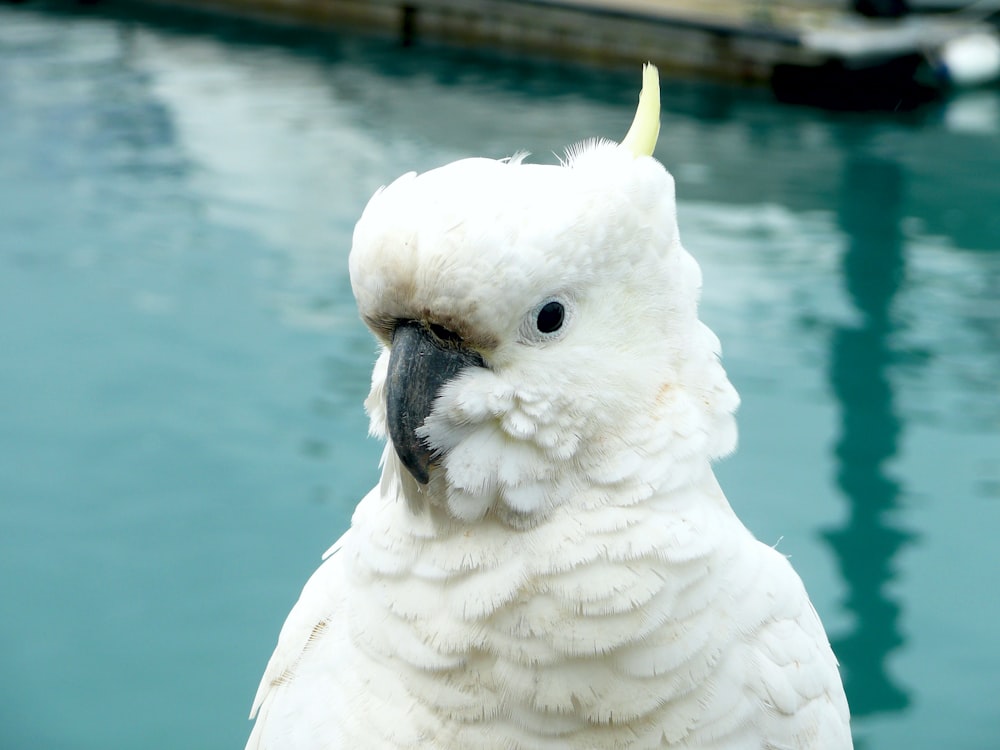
[{"left": 620, "top": 63, "right": 660, "bottom": 158}]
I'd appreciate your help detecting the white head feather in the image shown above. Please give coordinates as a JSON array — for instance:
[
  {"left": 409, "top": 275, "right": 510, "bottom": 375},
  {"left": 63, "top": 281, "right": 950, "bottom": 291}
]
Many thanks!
[{"left": 350, "top": 68, "right": 737, "bottom": 524}]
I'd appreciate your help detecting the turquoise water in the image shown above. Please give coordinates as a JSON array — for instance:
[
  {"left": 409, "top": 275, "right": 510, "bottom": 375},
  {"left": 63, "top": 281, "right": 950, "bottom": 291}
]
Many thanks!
[{"left": 2, "top": 4, "right": 999, "bottom": 748}]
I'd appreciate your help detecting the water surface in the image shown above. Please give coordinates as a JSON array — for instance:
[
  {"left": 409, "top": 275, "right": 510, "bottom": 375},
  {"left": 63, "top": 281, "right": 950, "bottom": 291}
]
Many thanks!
[{"left": 1, "top": 4, "right": 998, "bottom": 749}]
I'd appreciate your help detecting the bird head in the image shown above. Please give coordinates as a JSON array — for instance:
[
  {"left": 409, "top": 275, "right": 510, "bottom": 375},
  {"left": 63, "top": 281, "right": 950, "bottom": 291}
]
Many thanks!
[{"left": 349, "top": 66, "right": 738, "bottom": 524}]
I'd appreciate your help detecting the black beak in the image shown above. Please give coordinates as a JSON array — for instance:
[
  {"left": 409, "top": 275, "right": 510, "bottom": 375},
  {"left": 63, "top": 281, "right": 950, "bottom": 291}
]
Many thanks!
[{"left": 385, "top": 321, "right": 484, "bottom": 484}]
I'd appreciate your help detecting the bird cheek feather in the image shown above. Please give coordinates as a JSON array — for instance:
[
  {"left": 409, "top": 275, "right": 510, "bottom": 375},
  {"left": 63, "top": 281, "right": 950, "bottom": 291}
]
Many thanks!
[{"left": 363, "top": 348, "right": 390, "bottom": 440}]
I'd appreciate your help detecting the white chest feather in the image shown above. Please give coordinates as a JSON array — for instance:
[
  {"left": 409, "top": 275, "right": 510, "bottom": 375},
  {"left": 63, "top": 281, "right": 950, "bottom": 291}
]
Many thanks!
[{"left": 248, "top": 464, "right": 851, "bottom": 750}]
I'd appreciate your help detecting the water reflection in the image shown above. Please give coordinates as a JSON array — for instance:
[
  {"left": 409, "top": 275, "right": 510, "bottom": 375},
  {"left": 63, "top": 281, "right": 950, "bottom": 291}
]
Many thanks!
[{"left": 824, "top": 155, "right": 916, "bottom": 717}]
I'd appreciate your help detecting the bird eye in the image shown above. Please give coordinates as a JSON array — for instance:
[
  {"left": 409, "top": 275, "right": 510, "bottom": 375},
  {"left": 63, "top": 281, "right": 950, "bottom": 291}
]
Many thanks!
[{"left": 536, "top": 301, "right": 565, "bottom": 334}]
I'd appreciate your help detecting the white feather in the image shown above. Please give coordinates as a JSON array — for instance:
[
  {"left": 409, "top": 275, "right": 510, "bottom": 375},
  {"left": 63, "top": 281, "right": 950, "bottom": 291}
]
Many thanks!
[{"left": 247, "top": 137, "right": 852, "bottom": 748}]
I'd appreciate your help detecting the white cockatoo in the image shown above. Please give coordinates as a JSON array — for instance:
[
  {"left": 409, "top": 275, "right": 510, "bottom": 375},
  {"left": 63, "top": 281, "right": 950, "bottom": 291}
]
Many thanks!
[{"left": 246, "top": 65, "right": 853, "bottom": 749}]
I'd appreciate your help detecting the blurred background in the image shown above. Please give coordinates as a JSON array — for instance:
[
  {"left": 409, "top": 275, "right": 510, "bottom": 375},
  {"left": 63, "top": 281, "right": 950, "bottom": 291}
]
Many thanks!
[{"left": 1, "top": 1, "right": 998, "bottom": 748}]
